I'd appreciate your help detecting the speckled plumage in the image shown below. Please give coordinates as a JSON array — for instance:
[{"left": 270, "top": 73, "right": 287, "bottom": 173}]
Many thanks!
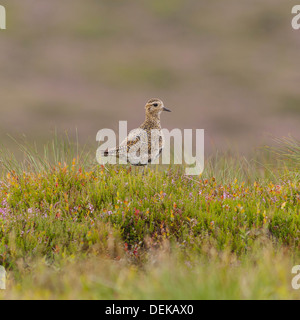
[{"left": 104, "top": 98, "right": 171, "bottom": 166}]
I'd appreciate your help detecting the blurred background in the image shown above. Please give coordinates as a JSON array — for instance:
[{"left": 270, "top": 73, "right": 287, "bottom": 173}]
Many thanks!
[{"left": 0, "top": 0, "right": 299, "bottom": 155}]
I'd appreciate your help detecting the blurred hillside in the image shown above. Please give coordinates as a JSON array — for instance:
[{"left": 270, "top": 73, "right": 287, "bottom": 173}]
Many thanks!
[{"left": 0, "top": 0, "right": 299, "bottom": 154}]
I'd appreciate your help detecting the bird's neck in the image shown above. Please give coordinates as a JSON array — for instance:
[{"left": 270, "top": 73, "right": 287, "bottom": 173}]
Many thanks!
[{"left": 141, "top": 114, "right": 161, "bottom": 129}]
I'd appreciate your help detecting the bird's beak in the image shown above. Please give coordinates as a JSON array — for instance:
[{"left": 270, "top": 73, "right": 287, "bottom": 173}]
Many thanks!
[{"left": 163, "top": 106, "right": 171, "bottom": 112}]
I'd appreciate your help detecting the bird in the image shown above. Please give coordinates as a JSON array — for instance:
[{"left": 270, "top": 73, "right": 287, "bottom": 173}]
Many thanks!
[{"left": 102, "top": 98, "right": 171, "bottom": 166}]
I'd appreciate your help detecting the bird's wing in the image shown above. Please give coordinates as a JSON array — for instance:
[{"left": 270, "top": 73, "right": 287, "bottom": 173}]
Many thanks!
[
  {"left": 104, "top": 128, "right": 164, "bottom": 165},
  {"left": 118, "top": 128, "right": 150, "bottom": 164},
  {"left": 118, "top": 128, "right": 148, "bottom": 154}
]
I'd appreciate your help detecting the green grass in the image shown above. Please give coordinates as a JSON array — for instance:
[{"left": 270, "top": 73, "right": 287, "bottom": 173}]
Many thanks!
[
  {"left": 0, "top": 137, "right": 299, "bottom": 299},
  {"left": 271, "top": 136, "right": 300, "bottom": 168}
]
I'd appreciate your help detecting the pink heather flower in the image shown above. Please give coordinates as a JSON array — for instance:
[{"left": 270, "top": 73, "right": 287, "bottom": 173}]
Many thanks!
[
  {"left": 88, "top": 203, "right": 94, "bottom": 213},
  {"left": 0, "top": 208, "right": 7, "bottom": 218},
  {"left": 0, "top": 199, "right": 9, "bottom": 218}
]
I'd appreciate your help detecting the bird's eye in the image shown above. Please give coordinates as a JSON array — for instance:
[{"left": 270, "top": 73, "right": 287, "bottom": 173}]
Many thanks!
[{"left": 153, "top": 103, "right": 158, "bottom": 107}]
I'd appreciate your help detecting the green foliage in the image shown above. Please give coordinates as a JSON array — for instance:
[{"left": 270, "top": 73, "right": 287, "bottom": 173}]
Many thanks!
[{"left": 0, "top": 139, "right": 299, "bottom": 299}]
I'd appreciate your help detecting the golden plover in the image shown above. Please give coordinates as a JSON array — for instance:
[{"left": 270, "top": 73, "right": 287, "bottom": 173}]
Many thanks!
[{"left": 103, "top": 98, "right": 171, "bottom": 166}]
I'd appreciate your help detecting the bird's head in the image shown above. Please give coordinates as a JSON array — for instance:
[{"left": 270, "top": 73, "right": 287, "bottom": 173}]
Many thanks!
[{"left": 145, "top": 98, "right": 171, "bottom": 118}]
